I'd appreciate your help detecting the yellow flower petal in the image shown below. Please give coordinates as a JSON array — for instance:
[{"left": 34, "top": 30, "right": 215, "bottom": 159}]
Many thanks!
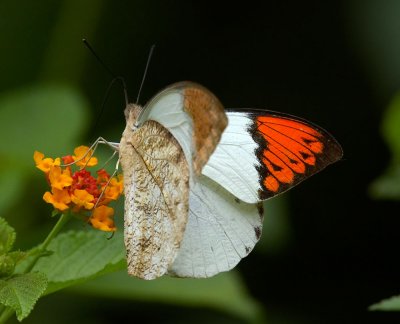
[
  {"left": 103, "top": 175, "right": 124, "bottom": 200},
  {"left": 71, "top": 189, "right": 94, "bottom": 210},
  {"left": 73, "top": 146, "right": 98, "bottom": 167},
  {"left": 111, "top": 176, "right": 124, "bottom": 193},
  {"left": 49, "top": 166, "right": 73, "bottom": 190},
  {"left": 43, "top": 188, "right": 71, "bottom": 211},
  {"left": 33, "top": 151, "right": 44, "bottom": 164},
  {"left": 89, "top": 206, "right": 116, "bottom": 232},
  {"left": 34, "top": 151, "right": 61, "bottom": 173}
]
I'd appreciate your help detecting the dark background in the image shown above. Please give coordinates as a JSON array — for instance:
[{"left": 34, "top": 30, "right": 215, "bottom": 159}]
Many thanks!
[{"left": 2, "top": 0, "right": 400, "bottom": 323}]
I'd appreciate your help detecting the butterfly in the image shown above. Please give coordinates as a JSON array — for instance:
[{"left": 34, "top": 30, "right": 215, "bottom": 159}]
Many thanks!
[{"left": 118, "top": 81, "right": 343, "bottom": 280}]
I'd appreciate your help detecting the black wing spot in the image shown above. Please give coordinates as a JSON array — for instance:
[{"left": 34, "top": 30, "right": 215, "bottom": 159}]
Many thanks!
[
  {"left": 269, "top": 162, "right": 282, "bottom": 172},
  {"left": 300, "top": 152, "right": 311, "bottom": 160}
]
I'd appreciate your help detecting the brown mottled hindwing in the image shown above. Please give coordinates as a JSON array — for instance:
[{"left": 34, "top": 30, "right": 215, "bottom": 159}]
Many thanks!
[{"left": 119, "top": 119, "right": 189, "bottom": 280}]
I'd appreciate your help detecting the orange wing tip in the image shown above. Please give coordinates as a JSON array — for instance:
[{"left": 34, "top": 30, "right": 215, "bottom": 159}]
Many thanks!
[
  {"left": 264, "top": 175, "right": 279, "bottom": 192},
  {"left": 252, "top": 112, "right": 343, "bottom": 199}
]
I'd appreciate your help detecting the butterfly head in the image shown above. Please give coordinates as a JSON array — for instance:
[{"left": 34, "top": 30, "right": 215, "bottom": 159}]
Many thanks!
[{"left": 124, "top": 103, "right": 142, "bottom": 131}]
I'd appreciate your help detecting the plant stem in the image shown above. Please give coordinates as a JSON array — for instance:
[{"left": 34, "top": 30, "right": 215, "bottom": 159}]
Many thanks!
[
  {"left": 25, "top": 212, "right": 72, "bottom": 273},
  {"left": 0, "top": 308, "right": 14, "bottom": 324}
]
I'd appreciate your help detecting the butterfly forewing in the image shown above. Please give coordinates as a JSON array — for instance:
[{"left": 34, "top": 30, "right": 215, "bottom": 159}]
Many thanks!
[
  {"left": 137, "top": 82, "right": 227, "bottom": 176},
  {"left": 203, "top": 110, "right": 343, "bottom": 203}
]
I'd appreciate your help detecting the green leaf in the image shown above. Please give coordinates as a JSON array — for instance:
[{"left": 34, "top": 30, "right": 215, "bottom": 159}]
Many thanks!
[
  {"left": 370, "top": 294, "right": 400, "bottom": 311},
  {"left": 32, "top": 230, "right": 125, "bottom": 295},
  {"left": 0, "top": 255, "right": 15, "bottom": 277},
  {"left": 369, "top": 92, "right": 400, "bottom": 200},
  {"left": 369, "top": 164, "right": 400, "bottom": 199},
  {"left": 7, "top": 251, "right": 27, "bottom": 266},
  {"left": 0, "top": 217, "right": 16, "bottom": 255},
  {"left": 0, "top": 252, "right": 27, "bottom": 278},
  {"left": 71, "top": 270, "right": 264, "bottom": 322},
  {"left": 0, "top": 272, "right": 47, "bottom": 321},
  {"left": 51, "top": 210, "right": 60, "bottom": 218},
  {"left": 29, "top": 229, "right": 264, "bottom": 321},
  {"left": 382, "top": 93, "right": 400, "bottom": 159}
]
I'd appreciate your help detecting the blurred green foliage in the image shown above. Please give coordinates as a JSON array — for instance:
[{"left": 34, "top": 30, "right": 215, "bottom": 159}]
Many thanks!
[
  {"left": 369, "top": 94, "right": 400, "bottom": 310},
  {"left": 0, "top": 85, "right": 89, "bottom": 216},
  {"left": 369, "top": 93, "right": 400, "bottom": 199}
]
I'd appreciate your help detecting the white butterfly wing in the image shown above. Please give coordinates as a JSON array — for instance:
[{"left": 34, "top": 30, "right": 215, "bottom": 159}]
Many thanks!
[
  {"left": 202, "top": 112, "right": 261, "bottom": 204},
  {"left": 168, "top": 175, "right": 263, "bottom": 278}
]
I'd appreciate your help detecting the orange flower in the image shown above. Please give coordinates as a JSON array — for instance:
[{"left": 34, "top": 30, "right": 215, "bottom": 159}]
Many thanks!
[
  {"left": 62, "top": 155, "right": 74, "bottom": 164},
  {"left": 89, "top": 206, "right": 116, "bottom": 232},
  {"left": 111, "top": 175, "right": 123, "bottom": 193},
  {"left": 73, "top": 146, "right": 98, "bottom": 167},
  {"left": 71, "top": 189, "right": 95, "bottom": 210},
  {"left": 96, "top": 169, "right": 110, "bottom": 186},
  {"left": 36, "top": 145, "right": 123, "bottom": 232},
  {"left": 34, "top": 151, "right": 60, "bottom": 173},
  {"left": 48, "top": 166, "right": 73, "bottom": 190},
  {"left": 43, "top": 188, "right": 71, "bottom": 211},
  {"left": 104, "top": 175, "right": 124, "bottom": 200}
]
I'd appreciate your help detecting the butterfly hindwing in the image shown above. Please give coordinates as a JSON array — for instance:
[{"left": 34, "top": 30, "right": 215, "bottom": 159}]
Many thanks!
[
  {"left": 203, "top": 109, "right": 343, "bottom": 203},
  {"left": 169, "top": 175, "right": 263, "bottom": 278},
  {"left": 119, "top": 117, "right": 190, "bottom": 280}
]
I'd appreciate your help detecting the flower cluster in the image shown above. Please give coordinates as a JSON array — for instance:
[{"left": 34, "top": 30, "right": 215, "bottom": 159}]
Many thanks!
[{"left": 34, "top": 146, "right": 123, "bottom": 232}]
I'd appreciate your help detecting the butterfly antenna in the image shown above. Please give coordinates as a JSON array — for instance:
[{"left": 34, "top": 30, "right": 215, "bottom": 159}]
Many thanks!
[
  {"left": 136, "top": 44, "right": 155, "bottom": 104},
  {"left": 83, "top": 39, "right": 129, "bottom": 135},
  {"left": 83, "top": 38, "right": 129, "bottom": 105}
]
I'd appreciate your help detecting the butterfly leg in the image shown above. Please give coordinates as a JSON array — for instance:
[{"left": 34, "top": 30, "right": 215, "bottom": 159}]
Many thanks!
[
  {"left": 61, "top": 136, "right": 119, "bottom": 168},
  {"left": 87, "top": 137, "right": 122, "bottom": 216},
  {"left": 93, "top": 136, "right": 121, "bottom": 173},
  {"left": 97, "top": 137, "right": 120, "bottom": 151}
]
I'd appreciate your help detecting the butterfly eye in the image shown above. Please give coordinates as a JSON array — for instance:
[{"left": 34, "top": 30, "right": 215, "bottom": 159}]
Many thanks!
[{"left": 124, "top": 104, "right": 142, "bottom": 128}]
